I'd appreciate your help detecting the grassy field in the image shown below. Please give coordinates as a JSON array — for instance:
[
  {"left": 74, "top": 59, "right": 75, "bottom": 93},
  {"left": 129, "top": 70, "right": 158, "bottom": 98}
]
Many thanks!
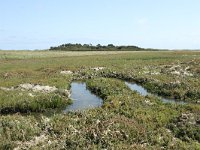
[
  {"left": 0, "top": 50, "right": 200, "bottom": 149},
  {"left": 0, "top": 50, "right": 140, "bottom": 59}
]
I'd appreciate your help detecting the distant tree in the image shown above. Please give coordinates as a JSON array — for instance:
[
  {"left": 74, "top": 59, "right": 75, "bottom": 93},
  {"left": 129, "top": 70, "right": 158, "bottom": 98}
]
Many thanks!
[
  {"left": 49, "top": 43, "right": 143, "bottom": 51},
  {"left": 96, "top": 44, "right": 102, "bottom": 49},
  {"left": 108, "top": 44, "right": 115, "bottom": 47},
  {"left": 50, "top": 46, "right": 55, "bottom": 50},
  {"left": 117, "top": 46, "right": 122, "bottom": 50}
]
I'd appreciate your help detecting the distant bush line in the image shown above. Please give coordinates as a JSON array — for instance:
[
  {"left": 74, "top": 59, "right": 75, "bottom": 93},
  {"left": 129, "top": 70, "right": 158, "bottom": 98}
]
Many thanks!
[{"left": 49, "top": 43, "right": 158, "bottom": 51}]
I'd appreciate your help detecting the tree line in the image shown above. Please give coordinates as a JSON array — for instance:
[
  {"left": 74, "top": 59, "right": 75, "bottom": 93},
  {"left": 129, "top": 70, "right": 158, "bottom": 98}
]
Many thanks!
[{"left": 49, "top": 43, "right": 145, "bottom": 51}]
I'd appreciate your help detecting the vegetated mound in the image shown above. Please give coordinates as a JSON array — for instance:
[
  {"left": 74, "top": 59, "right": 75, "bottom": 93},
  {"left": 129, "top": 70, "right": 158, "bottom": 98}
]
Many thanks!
[
  {"left": 0, "top": 83, "right": 71, "bottom": 114},
  {"left": 49, "top": 43, "right": 151, "bottom": 51}
]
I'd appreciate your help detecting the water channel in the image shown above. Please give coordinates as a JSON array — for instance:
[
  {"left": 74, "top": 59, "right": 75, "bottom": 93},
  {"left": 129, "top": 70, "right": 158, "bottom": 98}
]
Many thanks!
[
  {"left": 65, "top": 80, "right": 186, "bottom": 112},
  {"left": 64, "top": 82, "right": 103, "bottom": 112},
  {"left": 125, "top": 82, "right": 186, "bottom": 104}
]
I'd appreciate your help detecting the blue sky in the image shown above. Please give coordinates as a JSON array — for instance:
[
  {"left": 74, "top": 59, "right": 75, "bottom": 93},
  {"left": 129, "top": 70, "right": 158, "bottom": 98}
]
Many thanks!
[{"left": 0, "top": 0, "right": 200, "bottom": 50}]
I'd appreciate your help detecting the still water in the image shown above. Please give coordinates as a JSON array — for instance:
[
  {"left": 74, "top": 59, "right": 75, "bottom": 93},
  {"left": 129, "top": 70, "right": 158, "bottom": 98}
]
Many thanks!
[
  {"left": 65, "top": 82, "right": 103, "bottom": 112},
  {"left": 125, "top": 82, "right": 186, "bottom": 104}
]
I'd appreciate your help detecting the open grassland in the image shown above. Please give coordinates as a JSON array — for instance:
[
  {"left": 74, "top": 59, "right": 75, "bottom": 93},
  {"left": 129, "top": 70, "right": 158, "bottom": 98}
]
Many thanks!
[
  {"left": 0, "top": 50, "right": 140, "bottom": 59},
  {"left": 0, "top": 50, "right": 200, "bottom": 149}
]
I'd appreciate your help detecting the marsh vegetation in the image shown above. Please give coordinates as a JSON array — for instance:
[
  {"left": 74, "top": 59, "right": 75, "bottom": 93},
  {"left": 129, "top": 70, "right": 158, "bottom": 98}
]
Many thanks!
[{"left": 0, "top": 50, "right": 199, "bottom": 149}]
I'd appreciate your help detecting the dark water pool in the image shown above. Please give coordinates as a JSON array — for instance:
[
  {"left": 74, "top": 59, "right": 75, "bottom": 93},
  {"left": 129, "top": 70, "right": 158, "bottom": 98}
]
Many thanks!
[
  {"left": 64, "top": 82, "right": 103, "bottom": 112},
  {"left": 125, "top": 82, "right": 186, "bottom": 104}
]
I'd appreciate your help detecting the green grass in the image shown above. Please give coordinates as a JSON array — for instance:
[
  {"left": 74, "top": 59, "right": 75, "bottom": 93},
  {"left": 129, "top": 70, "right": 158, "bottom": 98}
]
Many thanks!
[
  {"left": 0, "top": 90, "right": 71, "bottom": 114},
  {"left": 0, "top": 50, "right": 199, "bottom": 149},
  {"left": 0, "top": 115, "right": 41, "bottom": 149}
]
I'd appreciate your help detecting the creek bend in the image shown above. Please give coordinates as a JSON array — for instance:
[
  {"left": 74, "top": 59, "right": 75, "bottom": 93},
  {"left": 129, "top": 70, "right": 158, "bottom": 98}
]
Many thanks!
[
  {"left": 65, "top": 80, "right": 186, "bottom": 113},
  {"left": 125, "top": 82, "right": 186, "bottom": 104},
  {"left": 64, "top": 82, "right": 103, "bottom": 112}
]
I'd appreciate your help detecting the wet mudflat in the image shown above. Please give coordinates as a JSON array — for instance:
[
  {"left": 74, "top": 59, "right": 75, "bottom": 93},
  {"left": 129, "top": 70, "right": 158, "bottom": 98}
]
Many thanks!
[
  {"left": 65, "top": 82, "right": 103, "bottom": 112},
  {"left": 125, "top": 82, "right": 186, "bottom": 104}
]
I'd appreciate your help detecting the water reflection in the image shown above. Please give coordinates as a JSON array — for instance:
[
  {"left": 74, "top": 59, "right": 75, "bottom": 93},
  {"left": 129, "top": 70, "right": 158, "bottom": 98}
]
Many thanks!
[
  {"left": 125, "top": 82, "right": 185, "bottom": 104},
  {"left": 65, "top": 82, "right": 103, "bottom": 112}
]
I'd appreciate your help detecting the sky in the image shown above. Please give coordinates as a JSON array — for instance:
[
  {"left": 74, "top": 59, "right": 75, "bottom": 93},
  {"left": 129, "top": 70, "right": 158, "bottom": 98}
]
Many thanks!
[{"left": 0, "top": 0, "right": 200, "bottom": 50}]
